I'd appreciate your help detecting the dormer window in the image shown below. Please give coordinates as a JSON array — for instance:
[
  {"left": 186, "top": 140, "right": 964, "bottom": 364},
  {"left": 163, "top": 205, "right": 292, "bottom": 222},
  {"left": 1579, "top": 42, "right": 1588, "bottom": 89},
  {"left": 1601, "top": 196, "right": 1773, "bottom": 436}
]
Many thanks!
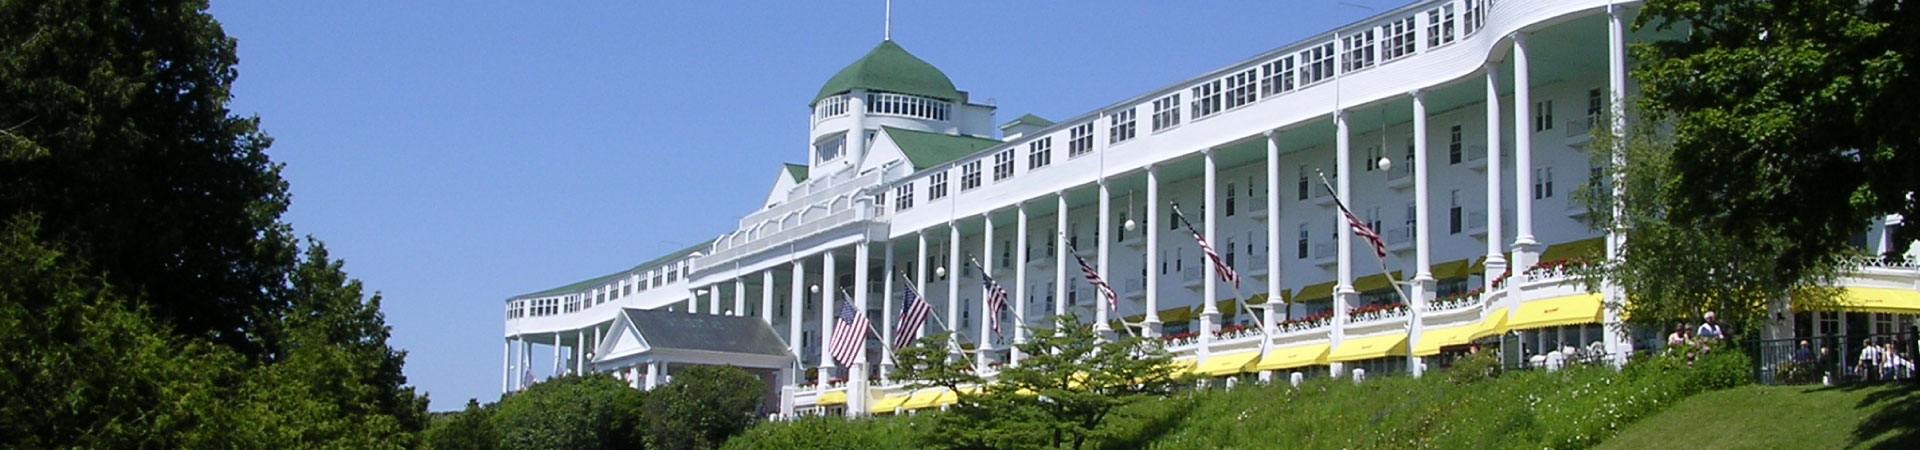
[{"left": 815, "top": 135, "right": 846, "bottom": 164}]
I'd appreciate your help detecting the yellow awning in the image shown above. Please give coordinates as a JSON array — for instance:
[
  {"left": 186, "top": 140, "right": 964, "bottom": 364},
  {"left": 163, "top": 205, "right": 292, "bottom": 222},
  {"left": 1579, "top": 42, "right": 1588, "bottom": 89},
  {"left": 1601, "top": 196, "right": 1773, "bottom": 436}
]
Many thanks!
[
  {"left": 1158, "top": 306, "right": 1195, "bottom": 323},
  {"left": 816, "top": 390, "right": 848, "bottom": 406},
  {"left": 1247, "top": 293, "right": 1270, "bottom": 305},
  {"left": 1509, "top": 294, "right": 1603, "bottom": 331},
  {"left": 899, "top": 389, "right": 946, "bottom": 410},
  {"left": 1354, "top": 272, "right": 1404, "bottom": 292},
  {"left": 1296, "top": 282, "right": 1335, "bottom": 303},
  {"left": 1194, "top": 351, "right": 1262, "bottom": 376},
  {"left": 1329, "top": 333, "right": 1409, "bottom": 362},
  {"left": 1475, "top": 308, "right": 1510, "bottom": 340},
  {"left": 930, "top": 386, "right": 979, "bottom": 407},
  {"left": 1172, "top": 358, "right": 1199, "bottom": 375},
  {"left": 1541, "top": 238, "right": 1606, "bottom": 262},
  {"left": 868, "top": 394, "right": 909, "bottom": 415},
  {"left": 1414, "top": 322, "right": 1483, "bottom": 356},
  {"left": 1252, "top": 343, "right": 1330, "bottom": 371},
  {"left": 1431, "top": 259, "right": 1472, "bottom": 280},
  {"left": 1802, "top": 287, "right": 1920, "bottom": 314}
]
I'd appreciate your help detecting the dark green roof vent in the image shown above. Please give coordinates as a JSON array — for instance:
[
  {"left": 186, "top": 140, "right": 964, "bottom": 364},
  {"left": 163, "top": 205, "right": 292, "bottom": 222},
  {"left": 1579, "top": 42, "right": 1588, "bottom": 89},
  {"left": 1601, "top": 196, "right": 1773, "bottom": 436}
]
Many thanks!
[{"left": 812, "top": 40, "right": 960, "bottom": 107}]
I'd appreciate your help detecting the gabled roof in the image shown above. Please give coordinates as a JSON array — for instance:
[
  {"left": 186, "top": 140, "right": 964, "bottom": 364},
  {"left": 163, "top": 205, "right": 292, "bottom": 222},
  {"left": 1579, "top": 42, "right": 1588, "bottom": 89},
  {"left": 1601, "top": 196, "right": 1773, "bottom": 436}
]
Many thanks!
[
  {"left": 883, "top": 126, "right": 1002, "bottom": 171},
  {"left": 511, "top": 238, "right": 716, "bottom": 299},
  {"left": 1000, "top": 113, "right": 1054, "bottom": 130},
  {"left": 813, "top": 40, "right": 960, "bottom": 106},
  {"left": 620, "top": 308, "right": 793, "bottom": 358},
  {"left": 783, "top": 163, "right": 810, "bottom": 183}
]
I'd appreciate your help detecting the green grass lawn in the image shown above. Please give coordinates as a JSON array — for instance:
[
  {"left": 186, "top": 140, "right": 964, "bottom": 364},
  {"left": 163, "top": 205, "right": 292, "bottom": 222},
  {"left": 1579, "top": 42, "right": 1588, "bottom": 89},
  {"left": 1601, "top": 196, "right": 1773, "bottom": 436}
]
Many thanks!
[{"left": 1599, "top": 383, "right": 1920, "bottom": 450}]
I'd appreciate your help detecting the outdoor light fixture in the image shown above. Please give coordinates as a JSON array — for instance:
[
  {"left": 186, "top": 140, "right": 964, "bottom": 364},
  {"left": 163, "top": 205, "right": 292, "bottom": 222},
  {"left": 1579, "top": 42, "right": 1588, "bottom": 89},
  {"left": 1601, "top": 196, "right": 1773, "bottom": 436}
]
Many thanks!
[
  {"left": 1377, "top": 157, "right": 1393, "bottom": 172},
  {"left": 935, "top": 266, "right": 947, "bottom": 277}
]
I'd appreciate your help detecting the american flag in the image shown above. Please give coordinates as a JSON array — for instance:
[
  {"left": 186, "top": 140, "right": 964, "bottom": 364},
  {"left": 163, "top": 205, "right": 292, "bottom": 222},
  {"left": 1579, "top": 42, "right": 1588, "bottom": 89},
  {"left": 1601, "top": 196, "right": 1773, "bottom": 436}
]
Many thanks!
[
  {"left": 1169, "top": 203, "right": 1240, "bottom": 289},
  {"left": 1066, "top": 243, "right": 1118, "bottom": 312},
  {"left": 828, "top": 298, "right": 870, "bottom": 367},
  {"left": 1316, "top": 175, "right": 1388, "bottom": 260},
  {"left": 980, "top": 269, "right": 1009, "bottom": 334},
  {"left": 893, "top": 282, "right": 932, "bottom": 351}
]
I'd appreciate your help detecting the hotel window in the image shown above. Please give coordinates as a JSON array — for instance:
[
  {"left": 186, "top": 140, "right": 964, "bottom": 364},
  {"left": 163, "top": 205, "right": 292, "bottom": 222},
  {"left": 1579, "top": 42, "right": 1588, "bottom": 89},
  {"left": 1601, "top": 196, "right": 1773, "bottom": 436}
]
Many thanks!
[
  {"left": 1001, "top": 240, "right": 1013, "bottom": 268},
  {"left": 1533, "top": 167, "right": 1555, "bottom": 199},
  {"left": 1223, "top": 68, "right": 1259, "bottom": 110},
  {"left": 1069, "top": 122, "right": 1094, "bottom": 156},
  {"left": 1342, "top": 29, "right": 1376, "bottom": 73},
  {"left": 929, "top": 172, "right": 949, "bottom": 199},
  {"left": 1297, "top": 165, "right": 1310, "bottom": 200},
  {"left": 1116, "top": 212, "right": 1130, "bottom": 242},
  {"left": 1297, "top": 223, "right": 1309, "bottom": 259},
  {"left": 993, "top": 149, "right": 1014, "bottom": 181},
  {"left": 895, "top": 183, "right": 915, "bottom": 211},
  {"left": 961, "top": 161, "right": 982, "bottom": 191},
  {"left": 1366, "top": 207, "right": 1383, "bottom": 234},
  {"left": 1448, "top": 125, "right": 1464, "bottom": 164},
  {"left": 1225, "top": 182, "right": 1237, "bottom": 216},
  {"left": 1427, "top": 4, "right": 1456, "bottom": 47},
  {"left": 1046, "top": 227, "right": 1056, "bottom": 257},
  {"left": 1464, "top": 0, "right": 1488, "bottom": 34},
  {"left": 1109, "top": 109, "right": 1137, "bottom": 143},
  {"left": 1381, "top": 16, "right": 1416, "bottom": 61},
  {"left": 1190, "top": 79, "right": 1222, "bottom": 119},
  {"left": 1260, "top": 56, "right": 1296, "bottom": 96},
  {"left": 1449, "top": 189, "right": 1463, "bottom": 234},
  {"left": 1365, "top": 146, "right": 1382, "bottom": 172},
  {"left": 1152, "top": 94, "right": 1182, "bottom": 131},
  {"left": 1224, "top": 238, "right": 1237, "bottom": 267},
  {"left": 1298, "top": 42, "right": 1335, "bottom": 85},
  {"left": 814, "top": 135, "right": 845, "bottom": 163},
  {"left": 1028, "top": 137, "right": 1053, "bottom": 169},
  {"left": 1534, "top": 99, "right": 1555, "bottom": 132},
  {"left": 1587, "top": 88, "right": 1605, "bottom": 126}
]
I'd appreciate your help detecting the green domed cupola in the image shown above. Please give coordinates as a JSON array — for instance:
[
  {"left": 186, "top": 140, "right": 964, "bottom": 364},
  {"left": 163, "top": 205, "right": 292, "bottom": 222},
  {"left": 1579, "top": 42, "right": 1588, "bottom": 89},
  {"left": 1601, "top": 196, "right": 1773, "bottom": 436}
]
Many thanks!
[{"left": 812, "top": 40, "right": 960, "bottom": 107}]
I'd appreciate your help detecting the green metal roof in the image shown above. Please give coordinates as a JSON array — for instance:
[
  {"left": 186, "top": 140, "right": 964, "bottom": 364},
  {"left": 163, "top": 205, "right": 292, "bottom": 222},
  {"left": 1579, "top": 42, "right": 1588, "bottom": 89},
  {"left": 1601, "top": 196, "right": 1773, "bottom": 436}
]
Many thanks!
[
  {"left": 783, "top": 163, "right": 810, "bottom": 183},
  {"left": 511, "top": 238, "right": 716, "bottom": 299},
  {"left": 812, "top": 40, "right": 959, "bottom": 106},
  {"left": 999, "top": 113, "right": 1053, "bottom": 130},
  {"left": 882, "top": 126, "right": 1002, "bottom": 171}
]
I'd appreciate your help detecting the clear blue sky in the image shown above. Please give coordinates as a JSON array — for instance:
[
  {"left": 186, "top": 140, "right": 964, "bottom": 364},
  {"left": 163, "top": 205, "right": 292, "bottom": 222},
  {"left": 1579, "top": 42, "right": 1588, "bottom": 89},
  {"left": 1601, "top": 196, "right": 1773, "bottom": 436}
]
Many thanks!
[{"left": 207, "top": 0, "right": 1396, "bottom": 410}]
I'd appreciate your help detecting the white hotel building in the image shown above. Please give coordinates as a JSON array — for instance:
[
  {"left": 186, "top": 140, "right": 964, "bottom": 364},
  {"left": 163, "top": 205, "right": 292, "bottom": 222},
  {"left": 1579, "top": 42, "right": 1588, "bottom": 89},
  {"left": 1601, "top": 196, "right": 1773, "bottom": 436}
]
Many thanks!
[{"left": 501, "top": 0, "right": 1920, "bottom": 416}]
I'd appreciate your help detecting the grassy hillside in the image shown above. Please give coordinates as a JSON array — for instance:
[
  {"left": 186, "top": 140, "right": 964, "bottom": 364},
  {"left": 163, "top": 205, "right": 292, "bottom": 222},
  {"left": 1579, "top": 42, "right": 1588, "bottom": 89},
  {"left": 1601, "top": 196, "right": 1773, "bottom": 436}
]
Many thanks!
[
  {"left": 1599, "top": 384, "right": 1919, "bottom": 449},
  {"left": 728, "top": 351, "right": 1749, "bottom": 449}
]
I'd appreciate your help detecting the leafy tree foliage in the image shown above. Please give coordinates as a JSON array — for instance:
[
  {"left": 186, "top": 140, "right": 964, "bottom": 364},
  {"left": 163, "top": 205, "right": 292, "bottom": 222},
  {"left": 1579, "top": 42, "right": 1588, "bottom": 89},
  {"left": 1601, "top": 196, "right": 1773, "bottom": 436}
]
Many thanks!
[
  {"left": 643, "top": 365, "right": 773, "bottom": 450},
  {"left": 1632, "top": 0, "right": 1920, "bottom": 281},
  {"left": 425, "top": 400, "right": 499, "bottom": 450},
  {"left": 892, "top": 316, "right": 1187, "bottom": 449},
  {"left": 1574, "top": 111, "right": 1840, "bottom": 340},
  {"left": 491, "top": 374, "right": 647, "bottom": 450}
]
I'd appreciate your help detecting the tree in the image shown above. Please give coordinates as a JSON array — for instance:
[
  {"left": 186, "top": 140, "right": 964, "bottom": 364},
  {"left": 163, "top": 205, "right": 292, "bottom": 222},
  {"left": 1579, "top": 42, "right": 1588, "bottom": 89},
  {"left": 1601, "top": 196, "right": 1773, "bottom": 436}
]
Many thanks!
[
  {"left": 1, "top": 0, "right": 299, "bottom": 358},
  {"left": 491, "top": 374, "right": 649, "bottom": 450},
  {"left": 892, "top": 316, "right": 1187, "bottom": 449},
  {"left": 425, "top": 399, "right": 499, "bottom": 450},
  {"left": 1631, "top": 0, "right": 1920, "bottom": 283},
  {"left": 643, "top": 365, "right": 770, "bottom": 450},
  {"left": 1574, "top": 109, "right": 1841, "bottom": 340}
]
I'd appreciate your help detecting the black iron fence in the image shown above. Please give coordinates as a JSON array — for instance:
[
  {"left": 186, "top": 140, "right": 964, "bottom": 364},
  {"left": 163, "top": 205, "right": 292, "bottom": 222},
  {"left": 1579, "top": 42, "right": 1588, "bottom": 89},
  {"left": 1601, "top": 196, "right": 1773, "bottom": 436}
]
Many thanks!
[{"left": 1746, "top": 329, "right": 1918, "bottom": 385}]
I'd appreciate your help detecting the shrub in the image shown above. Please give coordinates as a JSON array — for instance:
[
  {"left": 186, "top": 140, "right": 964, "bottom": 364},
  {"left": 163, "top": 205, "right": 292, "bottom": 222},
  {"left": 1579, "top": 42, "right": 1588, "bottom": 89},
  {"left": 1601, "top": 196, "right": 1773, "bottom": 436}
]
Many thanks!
[{"left": 1447, "top": 349, "right": 1502, "bottom": 385}]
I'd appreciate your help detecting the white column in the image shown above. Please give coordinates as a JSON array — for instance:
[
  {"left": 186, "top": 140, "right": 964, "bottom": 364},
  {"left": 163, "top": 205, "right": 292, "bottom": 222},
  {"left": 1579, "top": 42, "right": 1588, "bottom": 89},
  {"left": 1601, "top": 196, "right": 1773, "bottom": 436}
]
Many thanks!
[
  {"left": 762, "top": 270, "right": 775, "bottom": 325},
  {"left": 576, "top": 329, "right": 586, "bottom": 374},
  {"left": 551, "top": 332, "right": 561, "bottom": 377},
  {"left": 850, "top": 241, "right": 871, "bottom": 417},
  {"left": 1096, "top": 179, "right": 1114, "bottom": 338},
  {"left": 1145, "top": 166, "right": 1162, "bottom": 337},
  {"left": 1484, "top": 62, "right": 1508, "bottom": 289},
  {"left": 916, "top": 232, "right": 930, "bottom": 342},
  {"left": 1604, "top": 4, "right": 1630, "bottom": 366},
  {"left": 1264, "top": 132, "right": 1282, "bottom": 331},
  {"left": 592, "top": 326, "right": 602, "bottom": 368},
  {"left": 1511, "top": 32, "right": 1541, "bottom": 271},
  {"left": 847, "top": 89, "right": 869, "bottom": 170},
  {"left": 788, "top": 259, "right": 805, "bottom": 372},
  {"left": 1333, "top": 110, "right": 1354, "bottom": 377},
  {"left": 1013, "top": 202, "right": 1029, "bottom": 364},
  {"left": 710, "top": 286, "right": 722, "bottom": 315},
  {"left": 881, "top": 240, "right": 896, "bottom": 378},
  {"left": 980, "top": 213, "right": 997, "bottom": 363},
  {"left": 734, "top": 277, "right": 747, "bottom": 317},
  {"left": 502, "top": 339, "right": 511, "bottom": 393},
  {"left": 947, "top": 224, "right": 963, "bottom": 358},
  {"left": 819, "top": 249, "right": 836, "bottom": 386},
  {"left": 1411, "top": 90, "right": 1433, "bottom": 378},
  {"left": 645, "top": 361, "right": 661, "bottom": 390},
  {"left": 1055, "top": 193, "right": 1069, "bottom": 318},
  {"left": 1201, "top": 149, "right": 1221, "bottom": 354}
]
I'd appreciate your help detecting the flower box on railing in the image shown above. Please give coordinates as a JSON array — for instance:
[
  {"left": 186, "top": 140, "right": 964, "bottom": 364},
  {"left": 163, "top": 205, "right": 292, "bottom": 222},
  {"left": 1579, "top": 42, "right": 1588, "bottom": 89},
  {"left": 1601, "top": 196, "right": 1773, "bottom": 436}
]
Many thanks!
[
  {"left": 1276, "top": 312, "right": 1335, "bottom": 333},
  {"left": 1347, "top": 303, "right": 1409, "bottom": 321}
]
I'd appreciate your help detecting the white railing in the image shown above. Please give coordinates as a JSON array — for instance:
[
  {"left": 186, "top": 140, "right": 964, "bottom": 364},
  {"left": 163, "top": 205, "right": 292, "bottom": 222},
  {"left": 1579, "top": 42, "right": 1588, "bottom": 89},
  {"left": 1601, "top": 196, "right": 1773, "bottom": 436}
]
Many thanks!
[
  {"left": 814, "top": 95, "right": 849, "bottom": 123},
  {"left": 1565, "top": 118, "right": 1594, "bottom": 139},
  {"left": 1312, "top": 242, "right": 1337, "bottom": 261},
  {"left": 740, "top": 169, "right": 875, "bottom": 228},
  {"left": 700, "top": 204, "right": 883, "bottom": 271},
  {"left": 1385, "top": 225, "right": 1413, "bottom": 248},
  {"left": 866, "top": 92, "right": 951, "bottom": 121},
  {"left": 1845, "top": 255, "right": 1920, "bottom": 271},
  {"left": 1466, "top": 210, "right": 1488, "bottom": 232},
  {"left": 1181, "top": 266, "right": 1204, "bottom": 284},
  {"left": 1463, "top": 144, "right": 1487, "bottom": 166}
]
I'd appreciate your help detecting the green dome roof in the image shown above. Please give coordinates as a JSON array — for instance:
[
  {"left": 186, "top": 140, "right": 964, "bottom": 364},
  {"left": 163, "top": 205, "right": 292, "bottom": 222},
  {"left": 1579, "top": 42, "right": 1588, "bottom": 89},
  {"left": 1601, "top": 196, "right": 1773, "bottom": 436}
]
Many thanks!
[{"left": 812, "top": 40, "right": 959, "bottom": 107}]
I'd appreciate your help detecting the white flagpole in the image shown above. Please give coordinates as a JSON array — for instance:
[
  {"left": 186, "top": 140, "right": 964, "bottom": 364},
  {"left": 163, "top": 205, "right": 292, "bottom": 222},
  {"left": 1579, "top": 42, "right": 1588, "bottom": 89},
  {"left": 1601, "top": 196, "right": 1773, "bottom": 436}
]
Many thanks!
[
  {"left": 1062, "top": 237, "right": 1141, "bottom": 339},
  {"left": 1313, "top": 169, "right": 1415, "bottom": 309},
  {"left": 1170, "top": 202, "right": 1272, "bottom": 352},
  {"left": 875, "top": 278, "right": 980, "bottom": 369}
]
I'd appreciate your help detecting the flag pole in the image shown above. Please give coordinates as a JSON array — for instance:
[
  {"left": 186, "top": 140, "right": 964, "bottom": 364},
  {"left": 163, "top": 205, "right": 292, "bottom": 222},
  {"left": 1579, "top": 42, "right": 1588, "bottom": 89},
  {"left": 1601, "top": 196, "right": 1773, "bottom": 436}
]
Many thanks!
[
  {"left": 879, "top": 275, "right": 981, "bottom": 369},
  {"left": 967, "top": 257, "right": 1026, "bottom": 337},
  {"left": 1312, "top": 169, "right": 1414, "bottom": 309},
  {"left": 1169, "top": 202, "right": 1272, "bottom": 349},
  {"left": 1062, "top": 237, "right": 1141, "bottom": 339}
]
